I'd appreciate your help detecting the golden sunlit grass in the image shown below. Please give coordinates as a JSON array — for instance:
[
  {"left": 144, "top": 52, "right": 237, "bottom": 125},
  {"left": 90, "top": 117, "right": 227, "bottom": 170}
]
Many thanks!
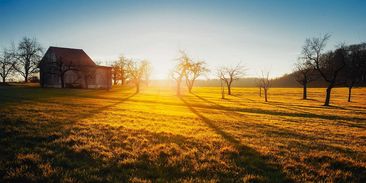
[{"left": 0, "top": 85, "right": 365, "bottom": 182}]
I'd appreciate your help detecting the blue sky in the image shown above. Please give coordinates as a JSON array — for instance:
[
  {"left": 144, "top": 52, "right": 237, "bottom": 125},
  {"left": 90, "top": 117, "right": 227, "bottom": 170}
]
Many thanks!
[{"left": 1, "top": 0, "right": 365, "bottom": 79}]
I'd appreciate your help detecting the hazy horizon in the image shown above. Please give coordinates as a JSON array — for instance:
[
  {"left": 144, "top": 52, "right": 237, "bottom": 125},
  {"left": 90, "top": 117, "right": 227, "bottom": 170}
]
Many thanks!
[{"left": 1, "top": 0, "right": 365, "bottom": 79}]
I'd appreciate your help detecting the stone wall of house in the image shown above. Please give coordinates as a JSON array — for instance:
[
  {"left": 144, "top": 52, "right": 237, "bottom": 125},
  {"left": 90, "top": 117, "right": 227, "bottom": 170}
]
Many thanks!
[{"left": 40, "top": 52, "right": 62, "bottom": 88}]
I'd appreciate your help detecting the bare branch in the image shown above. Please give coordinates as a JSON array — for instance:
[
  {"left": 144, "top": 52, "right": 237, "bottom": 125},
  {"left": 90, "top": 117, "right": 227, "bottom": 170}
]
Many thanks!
[{"left": 216, "top": 62, "right": 246, "bottom": 95}]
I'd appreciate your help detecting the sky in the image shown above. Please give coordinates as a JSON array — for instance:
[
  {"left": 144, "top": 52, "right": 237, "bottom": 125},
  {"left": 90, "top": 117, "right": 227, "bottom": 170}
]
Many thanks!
[{"left": 1, "top": 0, "right": 365, "bottom": 79}]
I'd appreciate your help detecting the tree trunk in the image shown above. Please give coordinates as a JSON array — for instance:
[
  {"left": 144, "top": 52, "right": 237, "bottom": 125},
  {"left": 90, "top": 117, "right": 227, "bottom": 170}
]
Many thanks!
[
  {"left": 264, "top": 89, "right": 268, "bottom": 102},
  {"left": 121, "top": 76, "right": 125, "bottom": 85},
  {"left": 259, "top": 87, "right": 262, "bottom": 97},
  {"left": 121, "top": 70, "right": 125, "bottom": 85},
  {"left": 324, "top": 85, "right": 333, "bottom": 106},
  {"left": 1, "top": 65, "right": 4, "bottom": 83},
  {"left": 25, "top": 72, "right": 28, "bottom": 83},
  {"left": 136, "top": 83, "right": 140, "bottom": 93},
  {"left": 227, "top": 85, "right": 231, "bottom": 95},
  {"left": 188, "top": 80, "right": 195, "bottom": 93},
  {"left": 188, "top": 83, "right": 193, "bottom": 93},
  {"left": 303, "top": 82, "right": 307, "bottom": 100},
  {"left": 348, "top": 86, "right": 352, "bottom": 102},
  {"left": 113, "top": 75, "right": 117, "bottom": 85}
]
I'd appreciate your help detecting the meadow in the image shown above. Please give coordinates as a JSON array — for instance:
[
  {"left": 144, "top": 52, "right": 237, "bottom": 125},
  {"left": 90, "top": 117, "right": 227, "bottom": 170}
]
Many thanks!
[{"left": 0, "top": 85, "right": 365, "bottom": 182}]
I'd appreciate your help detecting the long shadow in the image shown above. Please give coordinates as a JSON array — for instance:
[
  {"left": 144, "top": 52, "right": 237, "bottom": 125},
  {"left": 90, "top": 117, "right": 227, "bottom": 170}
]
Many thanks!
[
  {"left": 179, "top": 96, "right": 291, "bottom": 182},
  {"left": 1, "top": 86, "right": 137, "bottom": 122},
  {"left": 192, "top": 93, "right": 225, "bottom": 106},
  {"left": 0, "top": 86, "right": 118, "bottom": 106},
  {"left": 0, "top": 119, "right": 208, "bottom": 181},
  {"left": 265, "top": 101, "right": 322, "bottom": 117},
  {"left": 191, "top": 93, "right": 366, "bottom": 122},
  {"left": 265, "top": 101, "right": 366, "bottom": 121},
  {"left": 69, "top": 93, "right": 137, "bottom": 122},
  {"left": 189, "top": 94, "right": 366, "bottom": 181},
  {"left": 229, "top": 95, "right": 366, "bottom": 127},
  {"left": 191, "top": 93, "right": 327, "bottom": 141},
  {"left": 231, "top": 94, "right": 350, "bottom": 110},
  {"left": 231, "top": 94, "right": 258, "bottom": 102},
  {"left": 190, "top": 94, "right": 366, "bottom": 167},
  {"left": 3, "top": 111, "right": 300, "bottom": 182},
  {"left": 62, "top": 93, "right": 366, "bottom": 122},
  {"left": 267, "top": 100, "right": 349, "bottom": 110}
]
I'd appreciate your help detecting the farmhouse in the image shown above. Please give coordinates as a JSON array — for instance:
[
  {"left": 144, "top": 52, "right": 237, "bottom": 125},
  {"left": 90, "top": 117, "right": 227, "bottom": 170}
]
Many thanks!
[{"left": 39, "top": 47, "right": 112, "bottom": 89}]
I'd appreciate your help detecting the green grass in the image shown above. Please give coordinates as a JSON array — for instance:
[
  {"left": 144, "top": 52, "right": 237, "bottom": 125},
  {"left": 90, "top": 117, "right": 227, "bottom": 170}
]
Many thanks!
[{"left": 0, "top": 85, "right": 365, "bottom": 182}]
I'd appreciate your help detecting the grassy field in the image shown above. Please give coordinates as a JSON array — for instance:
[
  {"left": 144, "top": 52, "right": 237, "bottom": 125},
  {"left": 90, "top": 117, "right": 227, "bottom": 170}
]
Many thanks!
[{"left": 0, "top": 85, "right": 365, "bottom": 182}]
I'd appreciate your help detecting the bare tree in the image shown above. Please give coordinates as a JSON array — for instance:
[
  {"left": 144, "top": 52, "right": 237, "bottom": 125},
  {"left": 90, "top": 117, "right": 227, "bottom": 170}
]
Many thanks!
[
  {"left": 141, "top": 60, "right": 152, "bottom": 87},
  {"left": 217, "top": 63, "right": 245, "bottom": 95},
  {"left": 118, "top": 56, "right": 129, "bottom": 85},
  {"left": 343, "top": 43, "right": 366, "bottom": 102},
  {"left": 0, "top": 48, "right": 15, "bottom": 83},
  {"left": 319, "top": 48, "right": 346, "bottom": 106},
  {"left": 111, "top": 61, "right": 121, "bottom": 85},
  {"left": 220, "top": 79, "right": 225, "bottom": 99},
  {"left": 259, "top": 71, "right": 271, "bottom": 102},
  {"left": 185, "top": 61, "right": 208, "bottom": 93},
  {"left": 171, "top": 51, "right": 190, "bottom": 96},
  {"left": 14, "top": 37, "right": 43, "bottom": 82},
  {"left": 171, "top": 68, "right": 184, "bottom": 96},
  {"left": 294, "top": 58, "right": 317, "bottom": 99},
  {"left": 255, "top": 78, "right": 262, "bottom": 97},
  {"left": 126, "top": 60, "right": 146, "bottom": 93},
  {"left": 302, "top": 34, "right": 346, "bottom": 106}
]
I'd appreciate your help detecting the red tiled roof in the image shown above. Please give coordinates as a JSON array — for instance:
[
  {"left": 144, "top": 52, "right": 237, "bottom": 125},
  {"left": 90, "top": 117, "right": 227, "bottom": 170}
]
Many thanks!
[{"left": 42, "top": 46, "right": 96, "bottom": 66}]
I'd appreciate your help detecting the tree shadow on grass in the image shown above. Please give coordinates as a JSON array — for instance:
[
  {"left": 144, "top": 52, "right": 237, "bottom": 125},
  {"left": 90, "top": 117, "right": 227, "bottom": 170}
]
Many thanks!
[
  {"left": 231, "top": 94, "right": 352, "bottom": 111},
  {"left": 58, "top": 91, "right": 365, "bottom": 123},
  {"left": 263, "top": 101, "right": 366, "bottom": 127},
  {"left": 189, "top": 93, "right": 366, "bottom": 182},
  {"left": 191, "top": 93, "right": 366, "bottom": 122},
  {"left": 2, "top": 116, "right": 293, "bottom": 182},
  {"left": 179, "top": 96, "right": 292, "bottom": 182},
  {"left": 69, "top": 93, "right": 137, "bottom": 122},
  {"left": 267, "top": 100, "right": 349, "bottom": 111},
  {"left": 0, "top": 86, "right": 136, "bottom": 108},
  {"left": 192, "top": 92, "right": 366, "bottom": 142}
]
